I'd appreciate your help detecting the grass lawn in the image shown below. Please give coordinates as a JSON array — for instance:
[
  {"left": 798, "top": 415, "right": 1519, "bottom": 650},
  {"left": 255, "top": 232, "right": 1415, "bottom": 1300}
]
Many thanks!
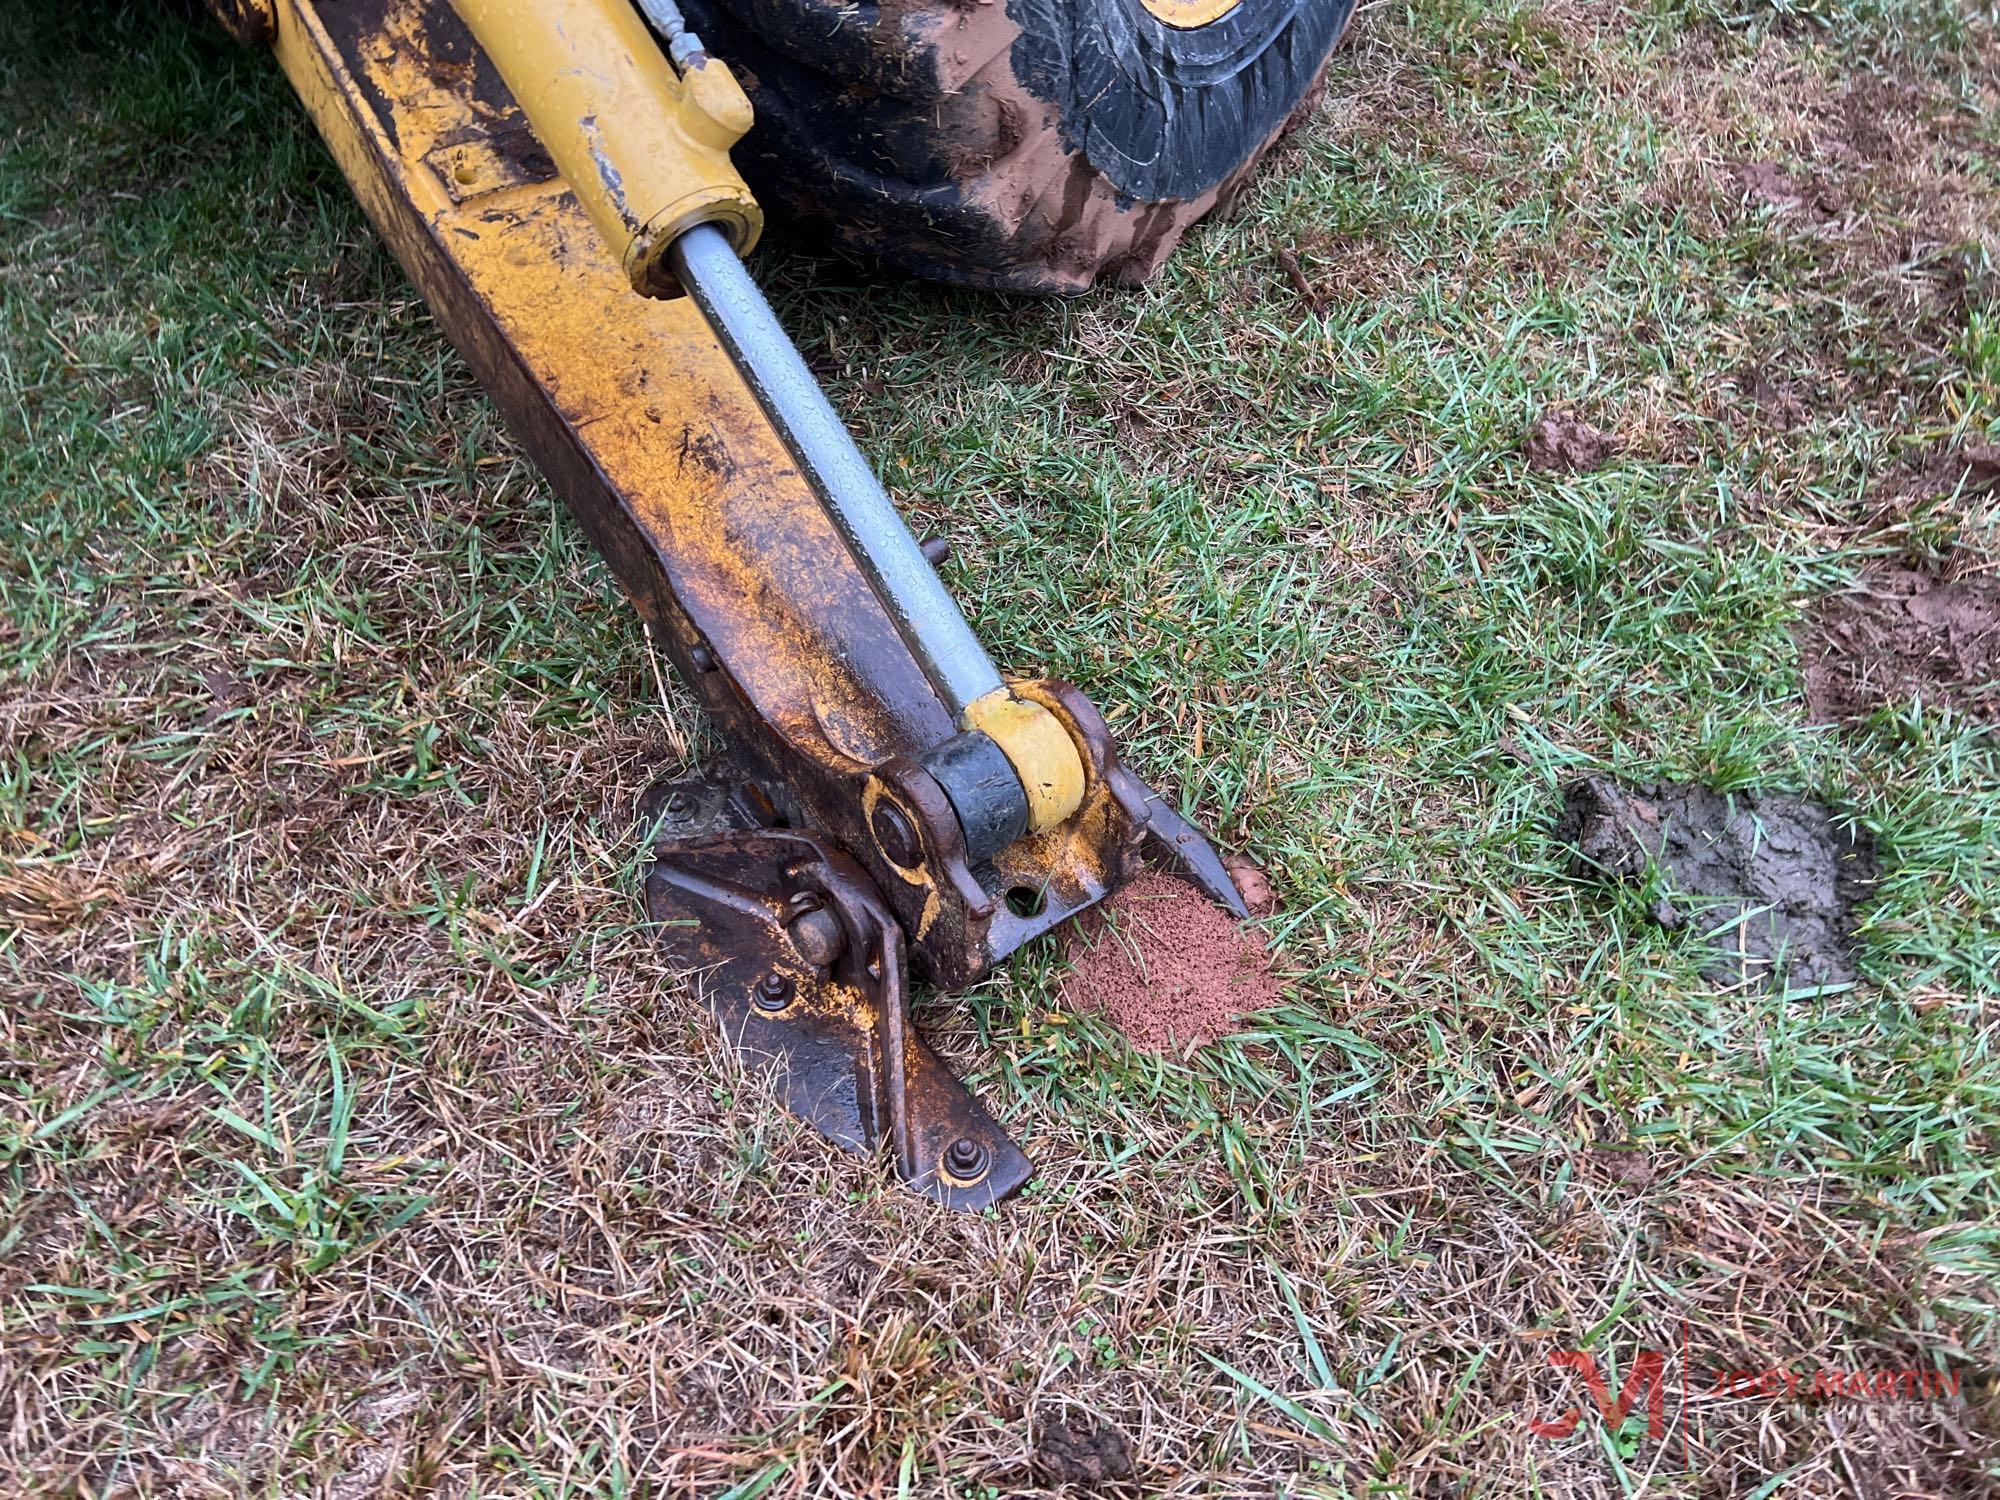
[{"left": 4, "top": 0, "right": 1999, "bottom": 1493}]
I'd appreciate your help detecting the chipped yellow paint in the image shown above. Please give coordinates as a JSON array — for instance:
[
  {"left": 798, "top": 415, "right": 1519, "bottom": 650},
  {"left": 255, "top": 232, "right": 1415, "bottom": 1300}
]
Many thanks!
[
  {"left": 447, "top": 0, "right": 758, "bottom": 296},
  {"left": 270, "top": 0, "right": 951, "bottom": 779},
  {"left": 204, "top": 0, "right": 277, "bottom": 45},
  {"left": 861, "top": 778, "right": 942, "bottom": 940}
]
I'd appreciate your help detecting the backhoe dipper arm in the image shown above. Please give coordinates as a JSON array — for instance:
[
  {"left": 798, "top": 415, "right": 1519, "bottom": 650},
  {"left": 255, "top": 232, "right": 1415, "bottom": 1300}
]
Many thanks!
[{"left": 213, "top": 0, "right": 1244, "bottom": 1207}]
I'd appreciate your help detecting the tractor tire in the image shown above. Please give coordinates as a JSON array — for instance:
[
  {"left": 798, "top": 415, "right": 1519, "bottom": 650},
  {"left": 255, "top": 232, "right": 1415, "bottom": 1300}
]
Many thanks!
[{"left": 673, "top": 0, "right": 1353, "bottom": 294}]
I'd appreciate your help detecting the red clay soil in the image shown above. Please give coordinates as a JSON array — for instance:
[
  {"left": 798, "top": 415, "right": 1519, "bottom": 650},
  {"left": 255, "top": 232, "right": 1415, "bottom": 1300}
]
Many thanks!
[
  {"left": 1058, "top": 869, "right": 1283, "bottom": 1054},
  {"left": 1223, "top": 853, "right": 1281, "bottom": 917}
]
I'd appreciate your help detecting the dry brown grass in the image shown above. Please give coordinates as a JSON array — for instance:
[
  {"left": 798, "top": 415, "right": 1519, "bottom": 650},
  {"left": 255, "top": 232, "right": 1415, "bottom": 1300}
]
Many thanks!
[{"left": 7, "top": 0, "right": 2000, "bottom": 1494}]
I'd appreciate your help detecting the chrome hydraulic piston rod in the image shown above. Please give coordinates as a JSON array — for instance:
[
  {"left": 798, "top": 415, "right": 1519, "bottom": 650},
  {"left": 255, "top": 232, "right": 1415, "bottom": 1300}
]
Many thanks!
[
  {"left": 668, "top": 223, "right": 1006, "bottom": 721},
  {"left": 445, "top": 0, "right": 1080, "bottom": 838}
]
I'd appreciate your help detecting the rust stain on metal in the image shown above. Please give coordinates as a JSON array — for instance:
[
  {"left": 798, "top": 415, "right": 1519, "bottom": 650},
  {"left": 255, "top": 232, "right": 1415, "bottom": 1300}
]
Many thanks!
[{"left": 642, "top": 805, "right": 1032, "bottom": 1208}]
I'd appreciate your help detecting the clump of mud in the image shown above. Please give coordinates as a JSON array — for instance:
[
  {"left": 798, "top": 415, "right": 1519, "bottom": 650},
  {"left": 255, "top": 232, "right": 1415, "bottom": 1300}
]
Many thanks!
[
  {"left": 1555, "top": 776, "right": 1874, "bottom": 992},
  {"left": 1034, "top": 1410, "right": 1134, "bottom": 1488},
  {"left": 1799, "top": 566, "right": 2000, "bottom": 726},
  {"left": 1523, "top": 410, "right": 1620, "bottom": 473},
  {"left": 1223, "top": 853, "right": 1280, "bottom": 917},
  {"left": 1059, "top": 869, "right": 1283, "bottom": 1053},
  {"left": 1727, "top": 159, "right": 1804, "bottom": 209}
]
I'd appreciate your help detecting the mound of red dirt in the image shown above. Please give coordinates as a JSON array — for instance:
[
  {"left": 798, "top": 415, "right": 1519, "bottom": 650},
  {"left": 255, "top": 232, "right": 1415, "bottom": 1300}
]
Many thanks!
[{"left": 1058, "top": 869, "right": 1283, "bottom": 1054}]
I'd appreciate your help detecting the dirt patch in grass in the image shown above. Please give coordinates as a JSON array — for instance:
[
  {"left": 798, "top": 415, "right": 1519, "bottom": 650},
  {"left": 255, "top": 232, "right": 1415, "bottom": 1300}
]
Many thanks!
[
  {"left": 1795, "top": 444, "right": 2000, "bottom": 723},
  {"left": 1033, "top": 1409, "right": 1136, "bottom": 1489},
  {"left": 1556, "top": 774, "right": 1875, "bottom": 990},
  {"left": 1723, "top": 158, "right": 1849, "bottom": 217},
  {"left": 1058, "top": 869, "right": 1283, "bottom": 1052},
  {"left": 1726, "top": 158, "right": 1806, "bottom": 210},
  {"left": 1801, "top": 565, "right": 2000, "bottom": 725},
  {"left": 1732, "top": 361, "right": 1812, "bottom": 430},
  {"left": 1827, "top": 76, "right": 1928, "bottom": 164},
  {"left": 1523, "top": 410, "right": 1621, "bottom": 473}
]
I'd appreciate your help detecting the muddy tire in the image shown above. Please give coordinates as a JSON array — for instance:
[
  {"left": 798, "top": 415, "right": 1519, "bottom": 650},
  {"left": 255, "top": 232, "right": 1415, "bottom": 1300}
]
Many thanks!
[{"left": 673, "top": 0, "right": 1353, "bottom": 293}]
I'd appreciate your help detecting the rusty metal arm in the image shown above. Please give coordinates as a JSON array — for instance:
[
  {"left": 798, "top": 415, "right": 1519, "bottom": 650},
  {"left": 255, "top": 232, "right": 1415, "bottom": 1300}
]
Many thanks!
[{"left": 219, "top": 0, "right": 1242, "bottom": 1209}]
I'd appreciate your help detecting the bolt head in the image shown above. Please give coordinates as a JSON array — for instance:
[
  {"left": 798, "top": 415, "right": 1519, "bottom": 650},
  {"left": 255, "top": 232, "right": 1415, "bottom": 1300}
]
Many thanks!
[
  {"left": 753, "top": 971, "right": 794, "bottom": 1012},
  {"left": 943, "top": 1136, "right": 989, "bottom": 1181},
  {"left": 871, "top": 801, "right": 922, "bottom": 868},
  {"left": 787, "top": 906, "right": 846, "bottom": 969}
]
